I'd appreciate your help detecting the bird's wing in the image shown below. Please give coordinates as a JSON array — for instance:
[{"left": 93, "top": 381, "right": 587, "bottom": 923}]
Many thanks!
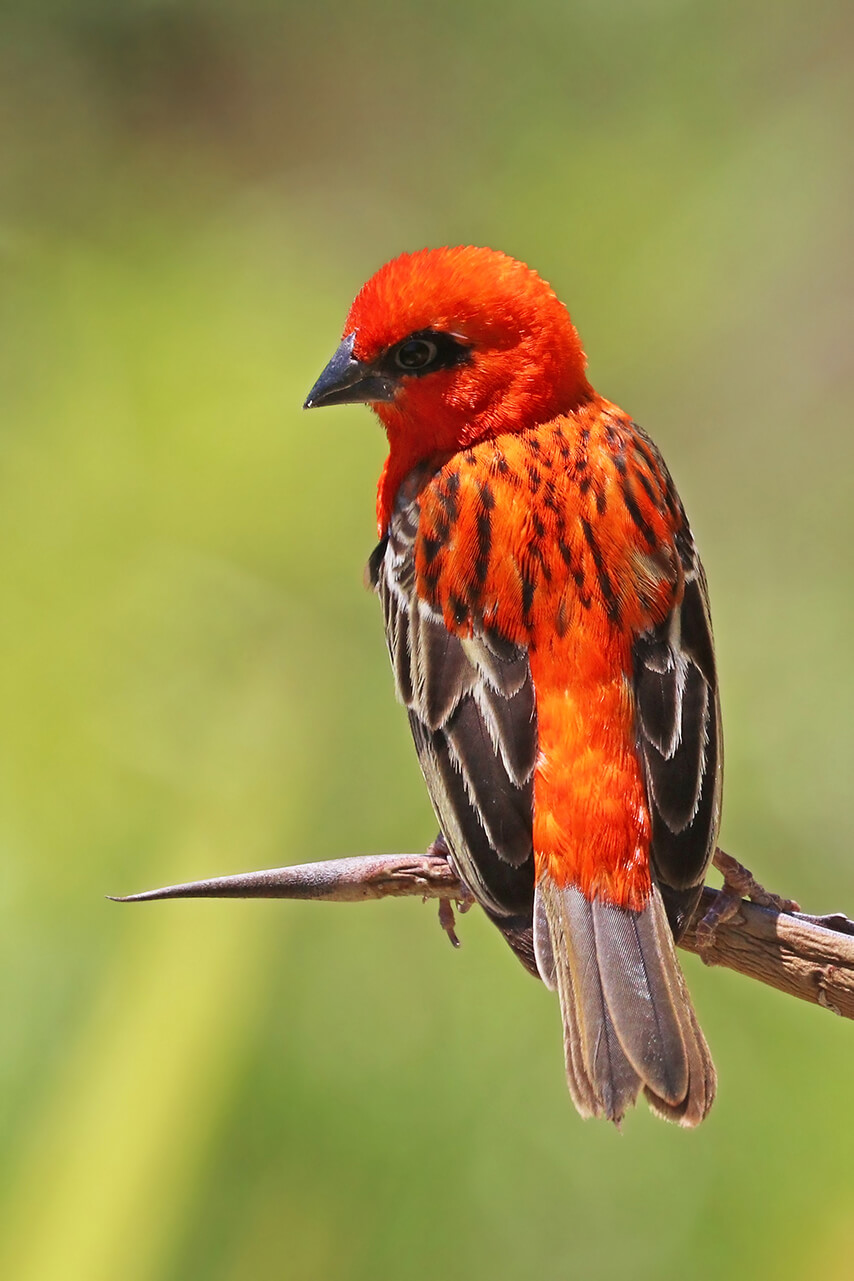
[
  {"left": 368, "top": 471, "right": 538, "bottom": 970},
  {"left": 632, "top": 522, "right": 722, "bottom": 938}
]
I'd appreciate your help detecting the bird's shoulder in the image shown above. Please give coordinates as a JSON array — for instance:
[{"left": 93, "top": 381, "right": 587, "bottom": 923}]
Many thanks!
[{"left": 375, "top": 404, "right": 688, "bottom": 644}]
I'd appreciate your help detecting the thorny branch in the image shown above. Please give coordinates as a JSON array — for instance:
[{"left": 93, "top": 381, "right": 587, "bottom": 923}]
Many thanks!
[{"left": 111, "top": 849, "right": 854, "bottom": 1021}]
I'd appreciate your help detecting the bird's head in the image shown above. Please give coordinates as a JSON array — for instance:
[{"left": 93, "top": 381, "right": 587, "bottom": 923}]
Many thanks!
[
  {"left": 306, "top": 246, "right": 589, "bottom": 437},
  {"left": 304, "top": 246, "right": 590, "bottom": 525}
]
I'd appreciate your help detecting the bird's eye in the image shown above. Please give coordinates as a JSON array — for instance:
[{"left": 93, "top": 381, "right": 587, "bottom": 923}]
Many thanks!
[
  {"left": 394, "top": 338, "right": 439, "bottom": 371},
  {"left": 384, "top": 330, "right": 471, "bottom": 379}
]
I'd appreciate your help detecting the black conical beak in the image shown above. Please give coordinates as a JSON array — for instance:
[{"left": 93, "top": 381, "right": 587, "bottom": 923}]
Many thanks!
[{"left": 303, "top": 332, "right": 397, "bottom": 409}]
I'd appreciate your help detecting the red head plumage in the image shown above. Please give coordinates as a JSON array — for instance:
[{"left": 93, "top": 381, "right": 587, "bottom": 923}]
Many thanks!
[{"left": 341, "top": 247, "right": 591, "bottom": 525}]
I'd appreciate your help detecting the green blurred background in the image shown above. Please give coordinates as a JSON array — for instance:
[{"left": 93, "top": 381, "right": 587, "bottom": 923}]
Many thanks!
[{"left": 1, "top": 2, "right": 852, "bottom": 1278}]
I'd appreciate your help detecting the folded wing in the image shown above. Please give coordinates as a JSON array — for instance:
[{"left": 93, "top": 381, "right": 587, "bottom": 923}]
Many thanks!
[
  {"left": 368, "top": 480, "right": 538, "bottom": 972},
  {"left": 633, "top": 536, "right": 723, "bottom": 937}
]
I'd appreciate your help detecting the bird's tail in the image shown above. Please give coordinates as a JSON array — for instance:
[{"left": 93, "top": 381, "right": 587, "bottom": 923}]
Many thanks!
[{"left": 533, "top": 873, "right": 716, "bottom": 1127}]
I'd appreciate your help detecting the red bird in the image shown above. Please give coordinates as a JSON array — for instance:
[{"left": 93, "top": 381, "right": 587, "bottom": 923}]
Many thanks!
[{"left": 305, "top": 247, "right": 721, "bottom": 1125}]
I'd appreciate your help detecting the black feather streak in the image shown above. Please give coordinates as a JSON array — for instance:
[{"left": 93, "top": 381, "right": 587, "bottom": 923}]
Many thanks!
[
  {"left": 422, "top": 534, "right": 443, "bottom": 564},
  {"left": 475, "top": 509, "right": 492, "bottom": 584},
  {"left": 543, "top": 480, "right": 562, "bottom": 513},
  {"left": 450, "top": 595, "right": 469, "bottom": 626},
  {"left": 439, "top": 471, "right": 461, "bottom": 522},
  {"left": 521, "top": 566, "right": 537, "bottom": 620},
  {"left": 620, "top": 477, "right": 657, "bottom": 547},
  {"left": 531, "top": 542, "right": 552, "bottom": 584},
  {"left": 581, "top": 517, "right": 619, "bottom": 622},
  {"left": 634, "top": 466, "right": 661, "bottom": 508}
]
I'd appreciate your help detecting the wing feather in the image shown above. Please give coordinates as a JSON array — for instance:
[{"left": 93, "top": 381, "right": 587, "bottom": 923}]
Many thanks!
[
  {"left": 633, "top": 533, "right": 723, "bottom": 937},
  {"left": 372, "top": 479, "right": 537, "bottom": 956}
]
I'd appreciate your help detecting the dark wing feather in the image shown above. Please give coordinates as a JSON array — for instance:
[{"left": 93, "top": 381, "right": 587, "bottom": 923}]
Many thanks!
[
  {"left": 634, "top": 543, "right": 723, "bottom": 940},
  {"left": 370, "top": 482, "right": 537, "bottom": 969}
]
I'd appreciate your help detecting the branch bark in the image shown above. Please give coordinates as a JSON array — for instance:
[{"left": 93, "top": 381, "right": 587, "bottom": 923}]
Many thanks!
[{"left": 111, "top": 851, "right": 854, "bottom": 1020}]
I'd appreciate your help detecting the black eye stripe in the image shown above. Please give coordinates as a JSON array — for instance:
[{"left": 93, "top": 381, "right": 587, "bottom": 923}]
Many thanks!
[{"left": 383, "top": 329, "right": 471, "bottom": 378}]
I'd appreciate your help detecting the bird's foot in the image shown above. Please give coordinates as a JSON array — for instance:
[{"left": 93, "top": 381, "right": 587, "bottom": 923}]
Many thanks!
[
  {"left": 426, "top": 832, "right": 452, "bottom": 863},
  {"left": 437, "top": 897, "right": 462, "bottom": 947},
  {"left": 712, "top": 849, "right": 800, "bottom": 914},
  {"left": 696, "top": 849, "right": 800, "bottom": 960},
  {"left": 427, "top": 833, "right": 474, "bottom": 947}
]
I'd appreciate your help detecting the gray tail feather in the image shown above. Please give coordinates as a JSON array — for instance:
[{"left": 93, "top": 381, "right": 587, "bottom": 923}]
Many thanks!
[{"left": 534, "top": 876, "right": 716, "bottom": 1127}]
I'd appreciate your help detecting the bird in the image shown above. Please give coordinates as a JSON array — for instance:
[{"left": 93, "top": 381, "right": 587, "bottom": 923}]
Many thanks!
[{"left": 304, "top": 246, "right": 721, "bottom": 1126}]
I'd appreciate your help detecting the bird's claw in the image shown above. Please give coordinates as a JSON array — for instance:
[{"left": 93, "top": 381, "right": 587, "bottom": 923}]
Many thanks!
[
  {"left": 427, "top": 833, "right": 474, "bottom": 946},
  {"left": 437, "top": 896, "right": 462, "bottom": 947},
  {"left": 436, "top": 885, "right": 476, "bottom": 947},
  {"left": 696, "top": 849, "right": 800, "bottom": 961}
]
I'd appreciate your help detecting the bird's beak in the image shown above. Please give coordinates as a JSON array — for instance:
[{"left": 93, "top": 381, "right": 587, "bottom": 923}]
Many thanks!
[{"left": 303, "top": 332, "right": 397, "bottom": 409}]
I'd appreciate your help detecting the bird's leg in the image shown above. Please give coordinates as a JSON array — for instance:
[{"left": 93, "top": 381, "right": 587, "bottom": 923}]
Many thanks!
[
  {"left": 427, "top": 833, "right": 474, "bottom": 947},
  {"left": 696, "top": 849, "right": 800, "bottom": 958}
]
